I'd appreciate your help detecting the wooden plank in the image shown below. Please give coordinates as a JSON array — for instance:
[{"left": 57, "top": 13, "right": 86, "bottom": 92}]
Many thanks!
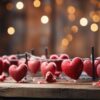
[{"left": 0, "top": 78, "right": 100, "bottom": 99}]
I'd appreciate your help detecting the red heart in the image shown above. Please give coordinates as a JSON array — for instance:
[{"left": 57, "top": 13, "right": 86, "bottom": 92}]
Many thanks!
[
  {"left": 45, "top": 71, "right": 56, "bottom": 83},
  {"left": 0, "top": 58, "right": 3, "bottom": 75},
  {"left": 9, "top": 64, "right": 27, "bottom": 82},
  {"left": 28, "top": 60, "right": 41, "bottom": 74},
  {"left": 97, "top": 64, "right": 100, "bottom": 77},
  {"left": 83, "top": 59, "right": 99, "bottom": 77},
  {"left": 3, "top": 59, "right": 10, "bottom": 72},
  {"left": 40, "top": 62, "right": 56, "bottom": 77},
  {"left": 61, "top": 57, "right": 83, "bottom": 80}
]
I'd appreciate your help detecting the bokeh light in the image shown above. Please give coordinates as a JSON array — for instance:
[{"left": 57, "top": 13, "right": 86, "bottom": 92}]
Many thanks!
[
  {"left": 90, "top": 23, "right": 99, "bottom": 32},
  {"left": 92, "top": 14, "right": 100, "bottom": 22},
  {"left": 56, "top": 0, "right": 63, "bottom": 5},
  {"left": 67, "top": 6, "right": 76, "bottom": 14},
  {"left": 44, "top": 5, "right": 52, "bottom": 14},
  {"left": 7, "top": 27, "right": 15, "bottom": 35},
  {"left": 80, "top": 17, "right": 88, "bottom": 26},
  {"left": 16, "top": 1, "right": 24, "bottom": 10},
  {"left": 62, "top": 38, "right": 69, "bottom": 47},
  {"left": 33, "top": 0, "right": 41, "bottom": 8},
  {"left": 68, "top": 14, "right": 75, "bottom": 21},
  {"left": 67, "top": 34, "right": 73, "bottom": 42},
  {"left": 41, "top": 15, "right": 49, "bottom": 24},
  {"left": 71, "top": 25, "right": 78, "bottom": 33},
  {"left": 6, "top": 3, "right": 13, "bottom": 11}
]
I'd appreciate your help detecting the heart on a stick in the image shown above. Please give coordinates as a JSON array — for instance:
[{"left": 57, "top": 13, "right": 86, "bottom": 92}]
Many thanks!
[
  {"left": 9, "top": 64, "right": 27, "bottom": 82},
  {"left": 40, "top": 62, "right": 56, "bottom": 77},
  {"left": 61, "top": 57, "right": 83, "bottom": 80}
]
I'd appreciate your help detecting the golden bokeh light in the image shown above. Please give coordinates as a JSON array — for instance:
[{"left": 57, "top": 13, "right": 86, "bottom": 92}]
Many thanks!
[
  {"left": 71, "top": 25, "right": 78, "bottom": 33},
  {"left": 44, "top": 5, "right": 52, "bottom": 14},
  {"left": 33, "top": 0, "right": 41, "bottom": 8},
  {"left": 90, "top": 23, "right": 99, "bottom": 32},
  {"left": 92, "top": 14, "right": 100, "bottom": 22},
  {"left": 6, "top": 3, "right": 13, "bottom": 11},
  {"left": 62, "top": 38, "right": 69, "bottom": 47},
  {"left": 80, "top": 17, "right": 88, "bottom": 26},
  {"left": 56, "top": 0, "right": 63, "bottom": 5},
  {"left": 67, "top": 6, "right": 76, "bottom": 14},
  {"left": 67, "top": 34, "right": 73, "bottom": 42},
  {"left": 7, "top": 27, "right": 15, "bottom": 35},
  {"left": 41, "top": 15, "right": 49, "bottom": 24},
  {"left": 16, "top": 1, "right": 24, "bottom": 10},
  {"left": 68, "top": 14, "right": 75, "bottom": 21}
]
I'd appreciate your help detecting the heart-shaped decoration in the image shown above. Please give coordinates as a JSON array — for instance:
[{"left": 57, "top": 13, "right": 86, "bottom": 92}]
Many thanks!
[
  {"left": 3, "top": 59, "right": 10, "bottom": 72},
  {"left": 0, "top": 58, "right": 3, "bottom": 75},
  {"left": 61, "top": 57, "right": 83, "bottom": 80},
  {"left": 28, "top": 60, "right": 41, "bottom": 74},
  {"left": 40, "top": 62, "right": 56, "bottom": 77},
  {"left": 49, "top": 54, "right": 69, "bottom": 72},
  {"left": 83, "top": 59, "right": 99, "bottom": 77},
  {"left": 9, "top": 64, "right": 27, "bottom": 82},
  {"left": 96, "top": 64, "right": 100, "bottom": 77}
]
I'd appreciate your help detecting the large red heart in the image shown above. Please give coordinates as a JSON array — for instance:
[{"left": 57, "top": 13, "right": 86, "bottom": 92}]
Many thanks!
[
  {"left": 61, "top": 57, "right": 83, "bottom": 80},
  {"left": 40, "top": 62, "right": 56, "bottom": 77},
  {"left": 28, "top": 60, "right": 41, "bottom": 74},
  {"left": 9, "top": 64, "right": 27, "bottom": 82},
  {"left": 83, "top": 59, "right": 100, "bottom": 77}
]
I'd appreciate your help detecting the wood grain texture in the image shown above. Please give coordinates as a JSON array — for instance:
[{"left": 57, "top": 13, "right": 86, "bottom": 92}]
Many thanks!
[{"left": 0, "top": 80, "right": 100, "bottom": 99}]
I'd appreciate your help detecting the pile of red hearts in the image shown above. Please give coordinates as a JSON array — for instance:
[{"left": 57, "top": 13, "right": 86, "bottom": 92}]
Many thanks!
[{"left": 0, "top": 54, "right": 100, "bottom": 83}]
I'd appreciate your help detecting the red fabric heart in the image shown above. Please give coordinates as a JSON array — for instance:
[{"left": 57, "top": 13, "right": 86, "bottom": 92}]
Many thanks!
[
  {"left": 28, "top": 60, "right": 41, "bottom": 74},
  {"left": 61, "top": 57, "right": 83, "bottom": 80},
  {"left": 40, "top": 62, "right": 56, "bottom": 77},
  {"left": 9, "top": 64, "right": 27, "bottom": 82}
]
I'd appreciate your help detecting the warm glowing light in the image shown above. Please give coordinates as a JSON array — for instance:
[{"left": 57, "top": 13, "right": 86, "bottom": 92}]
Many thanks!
[
  {"left": 6, "top": 3, "right": 13, "bottom": 11},
  {"left": 56, "top": 0, "right": 63, "bottom": 5},
  {"left": 67, "top": 6, "right": 76, "bottom": 14},
  {"left": 62, "top": 38, "right": 69, "bottom": 47},
  {"left": 7, "top": 27, "right": 15, "bottom": 35},
  {"left": 92, "top": 14, "right": 100, "bottom": 22},
  {"left": 44, "top": 5, "right": 52, "bottom": 14},
  {"left": 67, "top": 34, "right": 73, "bottom": 42},
  {"left": 71, "top": 25, "right": 78, "bottom": 33},
  {"left": 16, "top": 1, "right": 24, "bottom": 10},
  {"left": 41, "top": 15, "right": 49, "bottom": 24},
  {"left": 90, "top": 23, "right": 99, "bottom": 32},
  {"left": 68, "top": 14, "right": 75, "bottom": 21},
  {"left": 33, "top": 0, "right": 41, "bottom": 8},
  {"left": 80, "top": 17, "right": 88, "bottom": 26}
]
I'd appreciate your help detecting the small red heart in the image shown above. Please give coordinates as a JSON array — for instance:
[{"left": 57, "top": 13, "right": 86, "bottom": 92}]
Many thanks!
[
  {"left": 45, "top": 71, "right": 56, "bottom": 83},
  {"left": 28, "top": 60, "right": 41, "bottom": 74},
  {"left": 40, "top": 62, "right": 56, "bottom": 77},
  {"left": 83, "top": 59, "right": 99, "bottom": 77},
  {"left": 9, "top": 64, "right": 27, "bottom": 82},
  {"left": 59, "top": 54, "right": 69, "bottom": 59},
  {"left": 61, "top": 57, "right": 83, "bottom": 80},
  {"left": 49, "top": 54, "right": 59, "bottom": 59}
]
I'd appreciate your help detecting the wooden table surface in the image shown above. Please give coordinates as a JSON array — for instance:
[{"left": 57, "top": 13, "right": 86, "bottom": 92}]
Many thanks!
[{"left": 0, "top": 76, "right": 100, "bottom": 99}]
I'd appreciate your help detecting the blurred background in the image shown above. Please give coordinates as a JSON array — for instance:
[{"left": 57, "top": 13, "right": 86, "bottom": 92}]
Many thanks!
[{"left": 0, "top": 0, "right": 100, "bottom": 57}]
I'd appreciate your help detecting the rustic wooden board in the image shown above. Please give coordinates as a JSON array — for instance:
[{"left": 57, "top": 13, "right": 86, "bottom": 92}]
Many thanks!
[{"left": 0, "top": 76, "right": 100, "bottom": 99}]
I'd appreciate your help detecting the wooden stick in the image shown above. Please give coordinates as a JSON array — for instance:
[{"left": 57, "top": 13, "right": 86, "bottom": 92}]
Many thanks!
[
  {"left": 17, "top": 51, "right": 20, "bottom": 59},
  {"left": 31, "top": 48, "right": 35, "bottom": 55},
  {"left": 44, "top": 47, "right": 49, "bottom": 59},
  {"left": 91, "top": 46, "right": 96, "bottom": 81},
  {"left": 25, "top": 52, "right": 28, "bottom": 65}
]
